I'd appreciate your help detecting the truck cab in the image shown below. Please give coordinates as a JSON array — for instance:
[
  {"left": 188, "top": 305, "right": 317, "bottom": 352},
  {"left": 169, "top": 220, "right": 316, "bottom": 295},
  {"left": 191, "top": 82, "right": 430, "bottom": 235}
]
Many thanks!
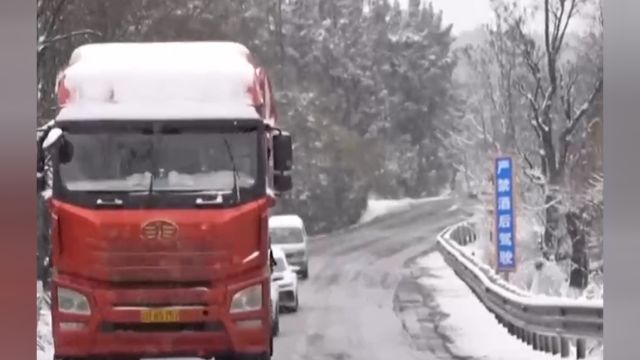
[{"left": 37, "top": 42, "right": 293, "bottom": 360}]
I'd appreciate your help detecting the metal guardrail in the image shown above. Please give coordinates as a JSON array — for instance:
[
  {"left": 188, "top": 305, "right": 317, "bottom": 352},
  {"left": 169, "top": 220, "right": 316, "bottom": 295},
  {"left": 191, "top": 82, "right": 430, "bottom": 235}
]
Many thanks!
[{"left": 437, "top": 221, "right": 603, "bottom": 359}]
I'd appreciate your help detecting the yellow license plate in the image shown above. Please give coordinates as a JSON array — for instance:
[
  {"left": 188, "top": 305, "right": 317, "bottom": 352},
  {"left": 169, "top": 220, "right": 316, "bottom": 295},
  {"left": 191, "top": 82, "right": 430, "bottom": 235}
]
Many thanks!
[{"left": 140, "top": 308, "right": 180, "bottom": 323}]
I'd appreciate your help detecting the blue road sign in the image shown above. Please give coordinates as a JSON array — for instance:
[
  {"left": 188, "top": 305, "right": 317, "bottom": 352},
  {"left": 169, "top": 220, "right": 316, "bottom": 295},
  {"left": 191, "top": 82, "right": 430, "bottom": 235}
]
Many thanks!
[{"left": 495, "top": 156, "right": 516, "bottom": 272}]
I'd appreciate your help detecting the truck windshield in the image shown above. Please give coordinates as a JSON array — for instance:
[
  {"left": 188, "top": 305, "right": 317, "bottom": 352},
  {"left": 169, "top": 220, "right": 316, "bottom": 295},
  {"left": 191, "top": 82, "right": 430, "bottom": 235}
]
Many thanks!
[
  {"left": 270, "top": 228, "right": 304, "bottom": 244},
  {"left": 59, "top": 129, "right": 258, "bottom": 193}
]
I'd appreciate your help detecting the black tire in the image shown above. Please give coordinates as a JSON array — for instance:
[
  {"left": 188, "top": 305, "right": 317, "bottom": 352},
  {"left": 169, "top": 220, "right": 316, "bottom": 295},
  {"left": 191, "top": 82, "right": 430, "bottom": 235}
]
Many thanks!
[
  {"left": 216, "top": 356, "right": 238, "bottom": 360},
  {"left": 291, "top": 292, "right": 299, "bottom": 313},
  {"left": 272, "top": 307, "right": 280, "bottom": 336},
  {"left": 270, "top": 327, "right": 274, "bottom": 356},
  {"left": 300, "top": 267, "right": 309, "bottom": 280},
  {"left": 55, "top": 357, "right": 140, "bottom": 360},
  {"left": 223, "top": 354, "right": 270, "bottom": 360}
]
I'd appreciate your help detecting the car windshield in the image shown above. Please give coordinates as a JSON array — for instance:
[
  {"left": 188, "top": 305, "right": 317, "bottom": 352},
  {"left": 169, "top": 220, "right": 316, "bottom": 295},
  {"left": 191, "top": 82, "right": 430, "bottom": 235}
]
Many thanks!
[
  {"left": 59, "top": 129, "right": 258, "bottom": 193},
  {"left": 270, "top": 227, "right": 304, "bottom": 244},
  {"left": 274, "top": 257, "right": 287, "bottom": 273}
]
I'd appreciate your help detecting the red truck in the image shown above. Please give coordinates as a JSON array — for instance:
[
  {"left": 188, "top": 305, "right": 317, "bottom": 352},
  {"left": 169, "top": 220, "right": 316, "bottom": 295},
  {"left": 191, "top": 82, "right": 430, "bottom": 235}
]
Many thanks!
[{"left": 36, "top": 42, "right": 293, "bottom": 360}]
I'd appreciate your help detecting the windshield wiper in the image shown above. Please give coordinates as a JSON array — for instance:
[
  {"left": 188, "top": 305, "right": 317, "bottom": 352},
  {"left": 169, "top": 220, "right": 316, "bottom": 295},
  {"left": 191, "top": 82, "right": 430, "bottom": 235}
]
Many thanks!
[
  {"left": 146, "top": 134, "right": 156, "bottom": 207},
  {"left": 146, "top": 171, "right": 155, "bottom": 198},
  {"left": 222, "top": 138, "right": 240, "bottom": 203}
]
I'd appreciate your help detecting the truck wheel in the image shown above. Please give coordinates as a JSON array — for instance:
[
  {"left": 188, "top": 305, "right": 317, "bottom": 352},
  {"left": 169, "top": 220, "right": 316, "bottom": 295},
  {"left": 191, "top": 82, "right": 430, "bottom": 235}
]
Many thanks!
[
  {"left": 244, "top": 354, "right": 270, "bottom": 360},
  {"left": 270, "top": 329, "right": 274, "bottom": 356},
  {"left": 217, "top": 354, "right": 270, "bottom": 360},
  {"left": 55, "top": 357, "right": 140, "bottom": 360},
  {"left": 300, "top": 267, "right": 309, "bottom": 280},
  {"left": 272, "top": 308, "right": 280, "bottom": 336},
  {"left": 291, "top": 292, "right": 299, "bottom": 312}
]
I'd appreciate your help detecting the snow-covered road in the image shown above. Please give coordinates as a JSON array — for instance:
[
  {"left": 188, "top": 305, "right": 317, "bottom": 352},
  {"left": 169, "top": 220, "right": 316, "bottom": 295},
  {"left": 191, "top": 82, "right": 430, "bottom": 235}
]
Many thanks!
[{"left": 38, "top": 195, "right": 601, "bottom": 360}]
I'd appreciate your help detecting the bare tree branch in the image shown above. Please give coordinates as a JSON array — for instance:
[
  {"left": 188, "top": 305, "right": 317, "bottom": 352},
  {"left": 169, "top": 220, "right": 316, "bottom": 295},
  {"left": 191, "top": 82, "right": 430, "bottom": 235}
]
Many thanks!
[
  {"left": 44, "top": 0, "right": 67, "bottom": 41},
  {"left": 551, "top": 0, "right": 566, "bottom": 49},
  {"left": 555, "top": 0, "right": 578, "bottom": 54},
  {"left": 562, "top": 77, "right": 603, "bottom": 142},
  {"left": 544, "top": 0, "right": 551, "bottom": 59},
  {"left": 522, "top": 196, "right": 562, "bottom": 211},
  {"left": 516, "top": 80, "right": 546, "bottom": 139},
  {"left": 39, "top": 29, "right": 103, "bottom": 48},
  {"left": 560, "top": 67, "right": 579, "bottom": 122},
  {"left": 557, "top": 77, "right": 602, "bottom": 172}
]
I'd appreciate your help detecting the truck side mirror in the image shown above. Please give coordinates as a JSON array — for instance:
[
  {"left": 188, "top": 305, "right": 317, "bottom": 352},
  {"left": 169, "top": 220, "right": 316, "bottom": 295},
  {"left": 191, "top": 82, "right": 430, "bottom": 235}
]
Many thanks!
[
  {"left": 37, "top": 142, "right": 45, "bottom": 193},
  {"left": 41, "top": 126, "right": 74, "bottom": 164},
  {"left": 273, "top": 173, "right": 292, "bottom": 192},
  {"left": 36, "top": 130, "right": 50, "bottom": 193},
  {"left": 59, "top": 140, "right": 74, "bottom": 164},
  {"left": 37, "top": 175, "right": 46, "bottom": 193},
  {"left": 37, "top": 171, "right": 46, "bottom": 193},
  {"left": 273, "top": 132, "right": 292, "bottom": 172}
]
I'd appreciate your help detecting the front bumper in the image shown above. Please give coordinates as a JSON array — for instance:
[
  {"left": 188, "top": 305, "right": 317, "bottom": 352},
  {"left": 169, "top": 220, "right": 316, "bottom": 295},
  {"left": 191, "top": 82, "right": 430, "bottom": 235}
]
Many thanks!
[
  {"left": 52, "top": 276, "right": 271, "bottom": 358},
  {"left": 278, "top": 289, "right": 297, "bottom": 306},
  {"left": 276, "top": 282, "right": 297, "bottom": 306},
  {"left": 55, "top": 328, "right": 265, "bottom": 358}
]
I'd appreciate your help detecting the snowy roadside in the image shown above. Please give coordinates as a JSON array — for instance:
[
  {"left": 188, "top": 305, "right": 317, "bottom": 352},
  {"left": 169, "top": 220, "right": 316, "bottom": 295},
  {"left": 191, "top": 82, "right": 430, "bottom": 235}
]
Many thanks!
[
  {"left": 416, "top": 251, "right": 603, "bottom": 360},
  {"left": 458, "top": 196, "right": 604, "bottom": 302},
  {"left": 358, "top": 189, "right": 453, "bottom": 224},
  {"left": 37, "top": 281, "right": 54, "bottom": 360}
]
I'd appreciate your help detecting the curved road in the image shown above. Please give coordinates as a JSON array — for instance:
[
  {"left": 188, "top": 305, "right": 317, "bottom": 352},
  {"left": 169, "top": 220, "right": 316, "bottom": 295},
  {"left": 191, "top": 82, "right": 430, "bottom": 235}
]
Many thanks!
[{"left": 273, "top": 196, "right": 473, "bottom": 360}]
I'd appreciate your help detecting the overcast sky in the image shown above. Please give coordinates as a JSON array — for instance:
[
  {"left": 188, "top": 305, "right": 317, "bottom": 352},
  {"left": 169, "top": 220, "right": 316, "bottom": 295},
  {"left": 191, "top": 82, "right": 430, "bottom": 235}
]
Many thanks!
[{"left": 396, "top": 0, "right": 593, "bottom": 35}]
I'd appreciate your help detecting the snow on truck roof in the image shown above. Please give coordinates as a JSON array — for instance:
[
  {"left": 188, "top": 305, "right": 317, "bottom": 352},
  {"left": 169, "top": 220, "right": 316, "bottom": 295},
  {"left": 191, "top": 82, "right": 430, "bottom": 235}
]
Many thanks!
[
  {"left": 269, "top": 215, "right": 305, "bottom": 229},
  {"left": 56, "top": 42, "right": 268, "bottom": 122}
]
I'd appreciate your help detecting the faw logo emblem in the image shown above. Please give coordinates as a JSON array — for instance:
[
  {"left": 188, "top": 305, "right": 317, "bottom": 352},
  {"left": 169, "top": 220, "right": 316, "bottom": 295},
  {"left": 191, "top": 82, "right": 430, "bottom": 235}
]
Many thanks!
[{"left": 140, "top": 220, "right": 179, "bottom": 241}]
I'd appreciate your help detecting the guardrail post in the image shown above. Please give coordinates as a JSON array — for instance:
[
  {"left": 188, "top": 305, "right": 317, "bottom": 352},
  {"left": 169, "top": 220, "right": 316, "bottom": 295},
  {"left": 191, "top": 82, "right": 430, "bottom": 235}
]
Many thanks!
[
  {"left": 560, "top": 337, "right": 571, "bottom": 358},
  {"left": 576, "top": 338, "right": 586, "bottom": 359},
  {"left": 551, "top": 336, "right": 560, "bottom": 355},
  {"left": 540, "top": 335, "right": 548, "bottom": 352},
  {"left": 438, "top": 222, "right": 603, "bottom": 359},
  {"left": 544, "top": 335, "right": 553, "bottom": 353},
  {"left": 532, "top": 332, "right": 539, "bottom": 350}
]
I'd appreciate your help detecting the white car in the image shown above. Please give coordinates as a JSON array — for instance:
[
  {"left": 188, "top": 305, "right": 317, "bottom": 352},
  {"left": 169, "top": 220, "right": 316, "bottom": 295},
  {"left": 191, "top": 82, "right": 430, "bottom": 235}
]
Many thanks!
[
  {"left": 269, "top": 250, "right": 280, "bottom": 336},
  {"left": 269, "top": 214, "right": 309, "bottom": 279},
  {"left": 271, "top": 247, "right": 299, "bottom": 312}
]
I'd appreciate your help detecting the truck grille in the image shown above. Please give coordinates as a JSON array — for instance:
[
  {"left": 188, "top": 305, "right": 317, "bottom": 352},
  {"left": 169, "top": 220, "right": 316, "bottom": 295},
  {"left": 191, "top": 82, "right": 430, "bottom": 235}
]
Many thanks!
[
  {"left": 107, "top": 280, "right": 211, "bottom": 289},
  {"left": 99, "top": 321, "right": 225, "bottom": 333},
  {"left": 112, "top": 301, "right": 208, "bottom": 307},
  {"left": 90, "top": 249, "right": 231, "bottom": 284}
]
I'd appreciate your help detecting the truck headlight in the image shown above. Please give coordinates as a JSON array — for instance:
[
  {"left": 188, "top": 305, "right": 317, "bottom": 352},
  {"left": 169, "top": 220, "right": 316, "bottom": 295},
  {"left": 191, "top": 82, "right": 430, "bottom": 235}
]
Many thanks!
[
  {"left": 230, "top": 284, "right": 262, "bottom": 314},
  {"left": 57, "top": 287, "right": 91, "bottom": 315}
]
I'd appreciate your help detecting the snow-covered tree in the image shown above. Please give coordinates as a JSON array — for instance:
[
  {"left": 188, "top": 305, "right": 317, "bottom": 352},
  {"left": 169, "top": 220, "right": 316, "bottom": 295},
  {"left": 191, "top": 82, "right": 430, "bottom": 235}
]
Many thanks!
[{"left": 455, "top": 0, "right": 603, "bottom": 295}]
